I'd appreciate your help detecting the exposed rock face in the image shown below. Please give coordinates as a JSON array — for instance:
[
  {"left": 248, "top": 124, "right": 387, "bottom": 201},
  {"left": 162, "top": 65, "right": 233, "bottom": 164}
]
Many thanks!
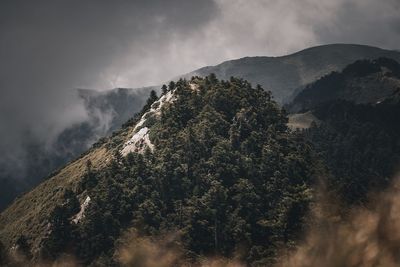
[
  {"left": 121, "top": 89, "right": 176, "bottom": 155},
  {"left": 121, "top": 127, "right": 154, "bottom": 155},
  {"left": 71, "top": 196, "right": 91, "bottom": 224}
]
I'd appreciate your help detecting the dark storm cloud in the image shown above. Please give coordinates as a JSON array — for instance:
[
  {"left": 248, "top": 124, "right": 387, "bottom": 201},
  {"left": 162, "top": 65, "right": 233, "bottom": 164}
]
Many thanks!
[
  {"left": 0, "top": 0, "right": 399, "bottom": 180},
  {"left": 0, "top": 0, "right": 218, "bottom": 178},
  {"left": 313, "top": 0, "right": 400, "bottom": 50}
]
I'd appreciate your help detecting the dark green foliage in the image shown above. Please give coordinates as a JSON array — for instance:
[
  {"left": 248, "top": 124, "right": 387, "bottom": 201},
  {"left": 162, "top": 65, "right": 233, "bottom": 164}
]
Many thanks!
[
  {"left": 342, "top": 59, "right": 381, "bottom": 77},
  {"left": 121, "top": 89, "right": 161, "bottom": 130},
  {"left": 304, "top": 100, "right": 400, "bottom": 204},
  {"left": 168, "top": 81, "right": 176, "bottom": 91},
  {"left": 141, "top": 90, "right": 158, "bottom": 113},
  {"left": 0, "top": 240, "right": 6, "bottom": 265},
  {"left": 14, "top": 235, "right": 32, "bottom": 260},
  {"left": 289, "top": 57, "right": 400, "bottom": 113},
  {"left": 161, "top": 84, "right": 168, "bottom": 95},
  {"left": 58, "top": 76, "right": 317, "bottom": 265},
  {"left": 79, "top": 160, "right": 98, "bottom": 191},
  {"left": 40, "top": 190, "right": 80, "bottom": 260}
]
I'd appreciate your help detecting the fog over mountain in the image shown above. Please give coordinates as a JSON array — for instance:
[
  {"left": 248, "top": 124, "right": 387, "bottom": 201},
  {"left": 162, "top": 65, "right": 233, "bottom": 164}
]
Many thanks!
[
  {"left": 2, "top": 1, "right": 400, "bottom": 264},
  {"left": 1, "top": 0, "right": 400, "bottom": 199}
]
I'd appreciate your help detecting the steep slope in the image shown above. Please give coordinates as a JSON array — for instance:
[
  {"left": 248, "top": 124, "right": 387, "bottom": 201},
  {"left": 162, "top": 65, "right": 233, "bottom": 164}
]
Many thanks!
[
  {"left": 286, "top": 58, "right": 400, "bottom": 204},
  {"left": 0, "top": 86, "right": 157, "bottom": 211},
  {"left": 288, "top": 58, "right": 400, "bottom": 112},
  {"left": 2, "top": 73, "right": 400, "bottom": 266},
  {"left": 3, "top": 44, "right": 399, "bottom": 212},
  {"left": 303, "top": 100, "right": 400, "bottom": 204},
  {"left": 0, "top": 146, "right": 111, "bottom": 257},
  {"left": 0, "top": 76, "right": 318, "bottom": 266},
  {"left": 183, "top": 44, "right": 400, "bottom": 103}
]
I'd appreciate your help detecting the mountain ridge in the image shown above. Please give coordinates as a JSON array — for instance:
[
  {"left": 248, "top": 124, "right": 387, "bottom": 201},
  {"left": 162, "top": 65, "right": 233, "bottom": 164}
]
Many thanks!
[
  {"left": 182, "top": 43, "right": 400, "bottom": 103},
  {"left": 288, "top": 57, "right": 400, "bottom": 112}
]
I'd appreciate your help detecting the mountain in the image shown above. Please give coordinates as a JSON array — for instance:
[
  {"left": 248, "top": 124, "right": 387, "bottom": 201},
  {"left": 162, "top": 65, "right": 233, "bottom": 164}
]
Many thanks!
[
  {"left": 1, "top": 72, "right": 400, "bottom": 266},
  {"left": 0, "top": 76, "right": 318, "bottom": 265},
  {"left": 287, "top": 58, "right": 400, "bottom": 204},
  {"left": 288, "top": 58, "right": 400, "bottom": 112},
  {"left": 183, "top": 44, "right": 400, "bottom": 103},
  {"left": 3, "top": 44, "right": 400, "bottom": 212}
]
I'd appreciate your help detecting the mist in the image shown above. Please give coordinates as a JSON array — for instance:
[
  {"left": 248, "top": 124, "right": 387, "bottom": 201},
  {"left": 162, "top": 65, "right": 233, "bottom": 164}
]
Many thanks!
[
  {"left": 0, "top": 0, "right": 399, "bottom": 183},
  {"left": 0, "top": 0, "right": 218, "bottom": 182}
]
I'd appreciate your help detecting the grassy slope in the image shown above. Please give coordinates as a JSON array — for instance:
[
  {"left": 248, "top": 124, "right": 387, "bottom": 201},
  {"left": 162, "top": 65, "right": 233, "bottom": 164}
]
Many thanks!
[
  {"left": 0, "top": 145, "right": 111, "bottom": 253},
  {"left": 0, "top": 85, "right": 143, "bottom": 253}
]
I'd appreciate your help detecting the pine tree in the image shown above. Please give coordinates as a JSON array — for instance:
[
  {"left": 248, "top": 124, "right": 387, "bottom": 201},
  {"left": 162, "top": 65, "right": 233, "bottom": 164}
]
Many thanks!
[{"left": 161, "top": 84, "right": 168, "bottom": 94}]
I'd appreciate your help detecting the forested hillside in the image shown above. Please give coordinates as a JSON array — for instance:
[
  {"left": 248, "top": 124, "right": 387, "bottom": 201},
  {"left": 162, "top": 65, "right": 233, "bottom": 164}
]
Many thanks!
[
  {"left": 0, "top": 76, "right": 319, "bottom": 266},
  {"left": 289, "top": 58, "right": 400, "bottom": 112},
  {"left": 303, "top": 100, "right": 400, "bottom": 205},
  {"left": 287, "top": 58, "right": 400, "bottom": 205},
  {"left": 3, "top": 44, "right": 400, "bottom": 213},
  {"left": 2, "top": 73, "right": 400, "bottom": 266}
]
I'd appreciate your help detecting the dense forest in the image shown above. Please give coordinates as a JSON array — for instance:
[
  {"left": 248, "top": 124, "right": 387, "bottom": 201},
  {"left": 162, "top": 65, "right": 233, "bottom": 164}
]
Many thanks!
[
  {"left": 289, "top": 58, "right": 400, "bottom": 112},
  {"left": 288, "top": 58, "right": 400, "bottom": 205},
  {"left": 304, "top": 100, "right": 400, "bottom": 205},
  {"left": 1, "top": 73, "right": 400, "bottom": 266},
  {"left": 1, "top": 76, "right": 319, "bottom": 266}
]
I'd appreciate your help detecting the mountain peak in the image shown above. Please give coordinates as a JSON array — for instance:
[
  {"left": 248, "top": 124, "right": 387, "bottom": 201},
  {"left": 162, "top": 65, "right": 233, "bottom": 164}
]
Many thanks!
[{"left": 0, "top": 75, "right": 317, "bottom": 265}]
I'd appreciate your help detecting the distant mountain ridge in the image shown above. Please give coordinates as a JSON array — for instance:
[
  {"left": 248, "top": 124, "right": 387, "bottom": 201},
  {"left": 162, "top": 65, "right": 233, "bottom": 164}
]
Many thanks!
[
  {"left": 288, "top": 57, "right": 400, "bottom": 112},
  {"left": 183, "top": 44, "right": 400, "bottom": 103}
]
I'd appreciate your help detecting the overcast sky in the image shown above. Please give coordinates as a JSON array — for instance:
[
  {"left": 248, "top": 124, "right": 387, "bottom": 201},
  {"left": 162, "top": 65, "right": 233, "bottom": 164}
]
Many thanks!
[{"left": 1, "top": 0, "right": 400, "bottom": 179}]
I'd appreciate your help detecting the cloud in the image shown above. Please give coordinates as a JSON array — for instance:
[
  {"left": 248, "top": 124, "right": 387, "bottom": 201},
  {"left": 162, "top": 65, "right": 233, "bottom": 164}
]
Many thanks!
[
  {"left": 313, "top": 0, "right": 400, "bottom": 49},
  {"left": 0, "top": 0, "right": 217, "bottom": 180},
  {"left": 0, "top": 0, "right": 399, "bottom": 182},
  {"left": 113, "top": 0, "right": 400, "bottom": 88}
]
